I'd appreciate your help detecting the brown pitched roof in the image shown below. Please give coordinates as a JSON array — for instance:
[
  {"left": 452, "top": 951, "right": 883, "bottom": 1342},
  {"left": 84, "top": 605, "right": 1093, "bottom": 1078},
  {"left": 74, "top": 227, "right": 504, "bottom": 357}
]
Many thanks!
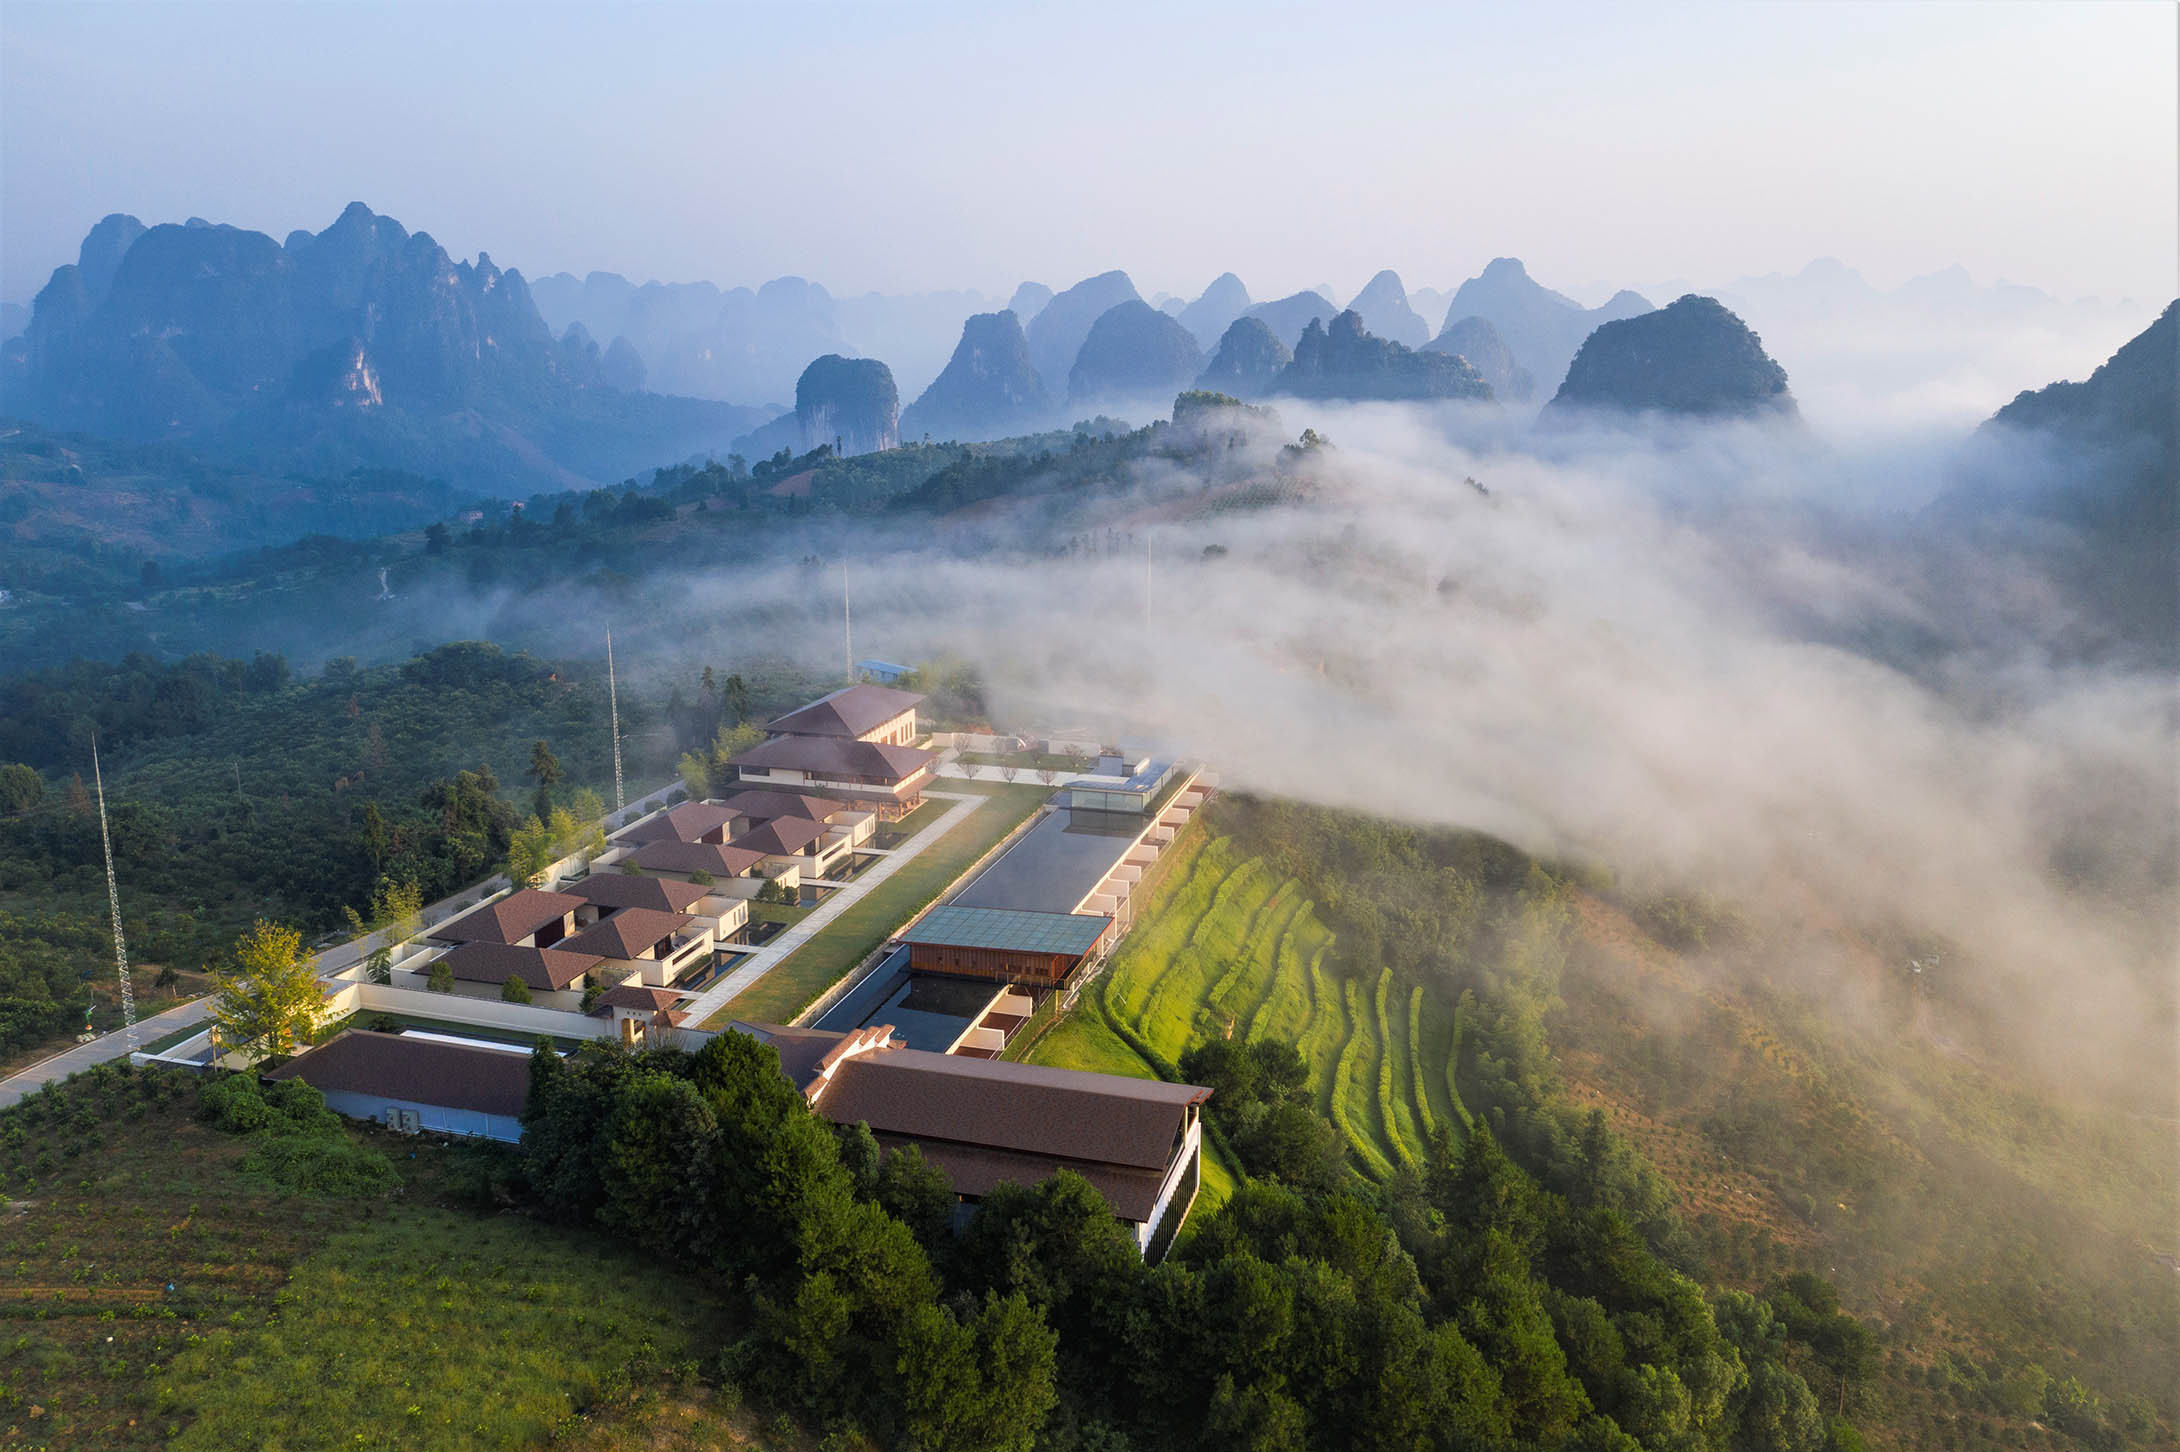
[
  {"left": 731, "top": 734, "right": 934, "bottom": 784},
  {"left": 765, "top": 684, "right": 925, "bottom": 739},
  {"left": 632, "top": 840, "right": 766, "bottom": 877},
  {"left": 616, "top": 801, "right": 744, "bottom": 845},
  {"left": 815, "top": 1047, "right": 1208, "bottom": 1171},
  {"left": 591, "top": 984, "right": 687, "bottom": 1016},
  {"left": 439, "top": 941, "right": 603, "bottom": 991},
  {"left": 717, "top": 789, "right": 843, "bottom": 825},
  {"left": 429, "top": 889, "right": 583, "bottom": 945},
  {"left": 264, "top": 1030, "right": 533, "bottom": 1118},
  {"left": 565, "top": 873, "right": 710, "bottom": 913},
  {"left": 732, "top": 1020, "right": 851, "bottom": 1091},
  {"left": 736, "top": 815, "right": 829, "bottom": 857},
  {"left": 561, "top": 906, "right": 692, "bottom": 960}
]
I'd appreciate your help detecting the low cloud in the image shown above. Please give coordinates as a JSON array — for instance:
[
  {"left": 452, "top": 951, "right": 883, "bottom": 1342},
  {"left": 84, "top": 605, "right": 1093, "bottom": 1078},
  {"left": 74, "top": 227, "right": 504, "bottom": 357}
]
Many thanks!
[{"left": 644, "top": 402, "right": 2171, "bottom": 1103}]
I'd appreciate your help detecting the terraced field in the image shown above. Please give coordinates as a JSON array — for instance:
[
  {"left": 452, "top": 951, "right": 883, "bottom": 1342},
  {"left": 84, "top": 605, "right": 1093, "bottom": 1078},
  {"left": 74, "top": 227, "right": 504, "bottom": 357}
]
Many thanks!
[{"left": 1030, "top": 827, "right": 1470, "bottom": 1182}]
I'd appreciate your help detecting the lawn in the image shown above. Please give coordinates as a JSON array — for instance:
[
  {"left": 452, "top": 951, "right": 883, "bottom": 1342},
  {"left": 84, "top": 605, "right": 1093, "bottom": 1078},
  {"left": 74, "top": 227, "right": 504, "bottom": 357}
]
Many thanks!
[{"left": 707, "top": 782, "right": 1051, "bottom": 1028}]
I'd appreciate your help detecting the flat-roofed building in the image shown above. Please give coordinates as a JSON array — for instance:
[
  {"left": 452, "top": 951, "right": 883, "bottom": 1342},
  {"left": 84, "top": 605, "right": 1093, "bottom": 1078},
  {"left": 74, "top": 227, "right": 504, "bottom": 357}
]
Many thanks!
[
  {"left": 898, "top": 905, "right": 1114, "bottom": 989},
  {"left": 736, "top": 1020, "right": 1208, "bottom": 1259}
]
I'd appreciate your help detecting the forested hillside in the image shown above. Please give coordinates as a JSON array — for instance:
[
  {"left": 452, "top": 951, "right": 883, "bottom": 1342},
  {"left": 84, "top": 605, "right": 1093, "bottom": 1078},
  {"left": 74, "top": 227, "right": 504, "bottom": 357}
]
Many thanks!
[
  {"left": 0, "top": 642, "right": 828, "bottom": 1064},
  {"left": 1027, "top": 798, "right": 2174, "bottom": 1452}
]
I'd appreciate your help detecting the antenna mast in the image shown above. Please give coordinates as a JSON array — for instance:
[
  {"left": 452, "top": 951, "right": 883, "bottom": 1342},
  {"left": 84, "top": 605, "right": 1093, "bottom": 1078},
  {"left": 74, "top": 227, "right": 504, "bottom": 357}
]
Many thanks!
[
  {"left": 843, "top": 558, "right": 854, "bottom": 684},
  {"left": 606, "top": 628, "right": 625, "bottom": 810},
  {"left": 92, "top": 738, "right": 138, "bottom": 1052}
]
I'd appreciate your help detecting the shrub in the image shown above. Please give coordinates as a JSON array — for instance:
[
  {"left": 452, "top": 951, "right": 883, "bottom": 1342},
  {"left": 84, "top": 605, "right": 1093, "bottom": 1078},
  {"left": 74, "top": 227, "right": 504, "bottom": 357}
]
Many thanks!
[
  {"left": 427, "top": 960, "right": 454, "bottom": 994},
  {"left": 262, "top": 1077, "right": 340, "bottom": 1134},
  {"left": 502, "top": 975, "right": 533, "bottom": 1004},
  {"left": 199, "top": 1074, "right": 274, "bottom": 1134}
]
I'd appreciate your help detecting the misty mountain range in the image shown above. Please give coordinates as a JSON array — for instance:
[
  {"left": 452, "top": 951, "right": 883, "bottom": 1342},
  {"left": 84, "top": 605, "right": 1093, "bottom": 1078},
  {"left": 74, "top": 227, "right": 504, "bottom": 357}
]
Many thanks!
[
  {"left": 0, "top": 203, "right": 772, "bottom": 496},
  {"left": 2, "top": 200, "right": 2165, "bottom": 541}
]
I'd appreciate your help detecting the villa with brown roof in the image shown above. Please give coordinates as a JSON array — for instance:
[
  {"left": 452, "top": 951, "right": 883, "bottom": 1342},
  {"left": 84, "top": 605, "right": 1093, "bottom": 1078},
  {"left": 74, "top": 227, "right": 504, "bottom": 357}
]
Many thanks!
[
  {"left": 631, "top": 839, "right": 768, "bottom": 880},
  {"left": 734, "top": 1019, "right": 1209, "bottom": 1260},
  {"left": 438, "top": 941, "right": 604, "bottom": 996},
  {"left": 728, "top": 733, "right": 934, "bottom": 817},
  {"left": 265, "top": 1031, "right": 531, "bottom": 1142},
  {"left": 562, "top": 905, "right": 712, "bottom": 987},
  {"left": 587, "top": 983, "right": 692, "bottom": 1046},
  {"left": 617, "top": 801, "right": 745, "bottom": 845},
  {"left": 429, "top": 888, "right": 584, "bottom": 948},
  {"left": 765, "top": 683, "right": 925, "bottom": 746},
  {"left": 728, "top": 684, "right": 936, "bottom": 818}
]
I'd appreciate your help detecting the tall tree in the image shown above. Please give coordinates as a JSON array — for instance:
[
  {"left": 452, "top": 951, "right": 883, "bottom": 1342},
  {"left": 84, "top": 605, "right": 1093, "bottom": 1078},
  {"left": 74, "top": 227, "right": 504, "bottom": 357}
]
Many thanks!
[
  {"left": 527, "top": 739, "right": 564, "bottom": 820},
  {"left": 211, "top": 919, "right": 324, "bottom": 1062}
]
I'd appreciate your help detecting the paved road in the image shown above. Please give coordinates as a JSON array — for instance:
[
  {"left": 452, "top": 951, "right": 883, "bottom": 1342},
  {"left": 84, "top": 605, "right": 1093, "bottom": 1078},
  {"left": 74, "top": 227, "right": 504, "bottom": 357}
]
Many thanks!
[
  {"left": 0, "top": 996, "right": 214, "bottom": 1109},
  {"left": 0, "top": 792, "right": 684, "bottom": 1108},
  {"left": 678, "top": 790, "right": 990, "bottom": 1026}
]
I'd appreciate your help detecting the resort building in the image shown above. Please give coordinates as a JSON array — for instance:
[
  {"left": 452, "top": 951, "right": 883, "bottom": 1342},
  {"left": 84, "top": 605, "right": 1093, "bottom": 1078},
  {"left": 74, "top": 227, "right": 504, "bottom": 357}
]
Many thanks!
[
  {"left": 765, "top": 683, "right": 926, "bottom": 747},
  {"left": 728, "top": 683, "right": 937, "bottom": 817},
  {"left": 428, "top": 888, "right": 585, "bottom": 950},
  {"left": 264, "top": 1030, "right": 531, "bottom": 1142},
  {"left": 736, "top": 1019, "right": 1210, "bottom": 1260}
]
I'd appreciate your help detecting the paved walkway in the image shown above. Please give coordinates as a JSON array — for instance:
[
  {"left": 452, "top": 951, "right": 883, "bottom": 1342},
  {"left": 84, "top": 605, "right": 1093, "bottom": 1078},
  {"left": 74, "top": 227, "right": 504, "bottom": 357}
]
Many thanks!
[{"left": 677, "top": 790, "right": 988, "bottom": 1025}]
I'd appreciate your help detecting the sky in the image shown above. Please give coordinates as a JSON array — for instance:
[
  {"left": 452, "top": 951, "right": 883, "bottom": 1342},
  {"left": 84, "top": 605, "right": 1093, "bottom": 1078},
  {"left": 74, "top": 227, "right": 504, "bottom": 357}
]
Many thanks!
[{"left": 2, "top": 0, "right": 2175, "bottom": 308}]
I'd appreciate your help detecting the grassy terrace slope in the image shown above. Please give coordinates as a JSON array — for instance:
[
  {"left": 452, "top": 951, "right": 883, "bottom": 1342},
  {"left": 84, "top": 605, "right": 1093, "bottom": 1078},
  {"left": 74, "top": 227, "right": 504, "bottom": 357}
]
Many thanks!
[
  {"left": 1028, "top": 822, "right": 1466, "bottom": 1184},
  {"left": 708, "top": 781, "right": 1050, "bottom": 1028},
  {"left": 0, "top": 1064, "right": 787, "bottom": 1451}
]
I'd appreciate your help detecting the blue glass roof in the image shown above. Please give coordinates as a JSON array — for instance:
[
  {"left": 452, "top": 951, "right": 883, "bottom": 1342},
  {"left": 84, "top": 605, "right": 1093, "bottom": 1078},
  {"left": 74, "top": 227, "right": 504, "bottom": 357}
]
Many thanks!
[{"left": 902, "top": 905, "right": 1113, "bottom": 956}]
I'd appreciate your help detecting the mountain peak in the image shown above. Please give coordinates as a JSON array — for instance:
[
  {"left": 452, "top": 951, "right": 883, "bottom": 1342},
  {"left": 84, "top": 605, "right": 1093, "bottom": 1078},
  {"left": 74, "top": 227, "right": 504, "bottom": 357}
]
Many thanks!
[
  {"left": 1545, "top": 294, "right": 1795, "bottom": 422},
  {"left": 1274, "top": 309, "right": 1492, "bottom": 402}
]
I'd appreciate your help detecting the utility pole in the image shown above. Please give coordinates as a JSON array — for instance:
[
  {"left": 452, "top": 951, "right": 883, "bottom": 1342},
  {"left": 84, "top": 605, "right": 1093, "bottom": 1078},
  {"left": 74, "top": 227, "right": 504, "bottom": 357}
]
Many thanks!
[
  {"left": 843, "top": 558, "right": 854, "bottom": 684},
  {"left": 606, "top": 628, "right": 625, "bottom": 811},
  {"left": 1144, "top": 530, "right": 1153, "bottom": 627},
  {"left": 92, "top": 738, "right": 138, "bottom": 1052}
]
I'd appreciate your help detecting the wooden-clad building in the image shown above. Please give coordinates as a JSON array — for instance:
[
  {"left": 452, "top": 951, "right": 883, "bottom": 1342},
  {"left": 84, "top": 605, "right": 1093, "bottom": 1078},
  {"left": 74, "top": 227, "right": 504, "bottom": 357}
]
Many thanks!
[{"left": 897, "top": 905, "right": 1114, "bottom": 989}]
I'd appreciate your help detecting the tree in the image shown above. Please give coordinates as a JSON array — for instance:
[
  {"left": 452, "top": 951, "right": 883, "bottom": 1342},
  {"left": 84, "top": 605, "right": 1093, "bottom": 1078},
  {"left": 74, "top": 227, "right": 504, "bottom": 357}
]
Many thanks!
[
  {"left": 710, "top": 720, "right": 765, "bottom": 775},
  {"left": 427, "top": 959, "right": 454, "bottom": 993},
  {"left": 502, "top": 974, "right": 533, "bottom": 1004},
  {"left": 508, "top": 816, "right": 557, "bottom": 888},
  {"left": 527, "top": 739, "right": 563, "bottom": 820},
  {"left": 896, "top": 1292, "right": 1058, "bottom": 1452},
  {"left": 358, "top": 800, "right": 390, "bottom": 867},
  {"left": 211, "top": 919, "right": 325, "bottom": 1062},
  {"left": 0, "top": 763, "right": 42, "bottom": 815},
  {"left": 677, "top": 751, "right": 711, "bottom": 801},
  {"left": 723, "top": 672, "right": 752, "bottom": 725},
  {"left": 424, "top": 521, "right": 450, "bottom": 554}
]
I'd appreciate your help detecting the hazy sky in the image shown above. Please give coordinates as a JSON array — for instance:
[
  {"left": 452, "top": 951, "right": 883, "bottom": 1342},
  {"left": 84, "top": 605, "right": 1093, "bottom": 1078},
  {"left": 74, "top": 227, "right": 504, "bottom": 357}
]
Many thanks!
[{"left": 3, "top": 1, "right": 2174, "bottom": 307}]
